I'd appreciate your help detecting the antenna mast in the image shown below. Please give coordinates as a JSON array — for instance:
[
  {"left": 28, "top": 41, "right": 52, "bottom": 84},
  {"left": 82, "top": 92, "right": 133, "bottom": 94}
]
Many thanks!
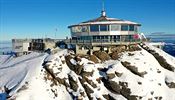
[
  {"left": 101, "top": 0, "right": 106, "bottom": 17},
  {"left": 102, "top": 0, "right": 105, "bottom": 11}
]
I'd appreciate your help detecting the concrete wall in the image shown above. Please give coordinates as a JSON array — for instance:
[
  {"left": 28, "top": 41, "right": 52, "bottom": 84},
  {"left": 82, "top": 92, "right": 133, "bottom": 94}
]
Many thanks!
[
  {"left": 44, "top": 42, "right": 55, "bottom": 50},
  {"left": 23, "top": 42, "right": 30, "bottom": 52},
  {"left": 75, "top": 45, "right": 89, "bottom": 55}
]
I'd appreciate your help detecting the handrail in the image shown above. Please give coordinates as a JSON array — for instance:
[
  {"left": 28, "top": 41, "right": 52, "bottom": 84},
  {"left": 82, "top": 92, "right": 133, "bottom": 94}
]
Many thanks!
[{"left": 64, "top": 39, "right": 141, "bottom": 44}]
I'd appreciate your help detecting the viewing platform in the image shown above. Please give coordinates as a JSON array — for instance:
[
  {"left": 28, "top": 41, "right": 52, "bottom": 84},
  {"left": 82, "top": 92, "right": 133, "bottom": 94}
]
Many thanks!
[{"left": 64, "top": 39, "right": 141, "bottom": 46}]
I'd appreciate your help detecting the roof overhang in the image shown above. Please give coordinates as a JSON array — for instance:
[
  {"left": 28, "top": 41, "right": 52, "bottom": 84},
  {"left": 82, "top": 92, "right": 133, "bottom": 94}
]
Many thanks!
[{"left": 68, "top": 16, "right": 141, "bottom": 28}]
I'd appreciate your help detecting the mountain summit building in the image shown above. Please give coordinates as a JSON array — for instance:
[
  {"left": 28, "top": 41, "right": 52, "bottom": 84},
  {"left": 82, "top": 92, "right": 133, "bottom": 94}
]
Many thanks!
[
  {"left": 67, "top": 10, "right": 142, "bottom": 54},
  {"left": 68, "top": 10, "right": 141, "bottom": 43}
]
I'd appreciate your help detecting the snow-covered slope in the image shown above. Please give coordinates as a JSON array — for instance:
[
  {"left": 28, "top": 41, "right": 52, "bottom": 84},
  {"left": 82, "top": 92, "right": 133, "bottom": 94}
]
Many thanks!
[{"left": 0, "top": 44, "right": 175, "bottom": 100}]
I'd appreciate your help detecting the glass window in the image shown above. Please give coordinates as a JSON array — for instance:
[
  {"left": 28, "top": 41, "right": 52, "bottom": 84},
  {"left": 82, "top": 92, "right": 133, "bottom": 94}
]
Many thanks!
[
  {"left": 135, "top": 26, "right": 138, "bottom": 32},
  {"left": 111, "top": 24, "right": 120, "bottom": 31},
  {"left": 129, "top": 25, "right": 134, "bottom": 31},
  {"left": 71, "top": 26, "right": 82, "bottom": 33},
  {"left": 71, "top": 27, "right": 75, "bottom": 33},
  {"left": 121, "top": 25, "right": 128, "bottom": 31},
  {"left": 90, "top": 25, "right": 99, "bottom": 32},
  {"left": 82, "top": 26, "right": 88, "bottom": 32},
  {"left": 97, "top": 36, "right": 100, "bottom": 39},
  {"left": 101, "top": 36, "right": 104, "bottom": 39},
  {"left": 100, "top": 25, "right": 108, "bottom": 31},
  {"left": 104, "top": 36, "right": 108, "bottom": 39}
]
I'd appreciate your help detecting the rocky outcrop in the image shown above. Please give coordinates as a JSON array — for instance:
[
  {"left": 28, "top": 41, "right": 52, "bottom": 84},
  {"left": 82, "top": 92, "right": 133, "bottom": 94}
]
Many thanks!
[
  {"left": 68, "top": 74, "right": 78, "bottom": 91},
  {"left": 40, "top": 45, "right": 175, "bottom": 100},
  {"left": 165, "top": 81, "right": 175, "bottom": 88},
  {"left": 141, "top": 44, "right": 175, "bottom": 72},
  {"left": 93, "top": 51, "right": 110, "bottom": 62},
  {"left": 127, "top": 44, "right": 142, "bottom": 52},
  {"left": 65, "top": 55, "right": 83, "bottom": 75},
  {"left": 89, "top": 55, "right": 100, "bottom": 63},
  {"left": 121, "top": 61, "right": 147, "bottom": 77},
  {"left": 102, "top": 77, "right": 138, "bottom": 100},
  {"left": 109, "top": 52, "right": 120, "bottom": 60},
  {"left": 110, "top": 45, "right": 126, "bottom": 53}
]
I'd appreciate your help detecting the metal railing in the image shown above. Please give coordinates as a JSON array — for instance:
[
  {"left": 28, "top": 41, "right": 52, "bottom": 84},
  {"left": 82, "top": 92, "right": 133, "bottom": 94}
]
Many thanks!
[{"left": 64, "top": 38, "right": 141, "bottom": 45}]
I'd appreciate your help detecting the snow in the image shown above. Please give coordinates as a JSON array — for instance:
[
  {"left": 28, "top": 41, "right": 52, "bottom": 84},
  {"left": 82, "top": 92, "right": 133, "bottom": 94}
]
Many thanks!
[
  {"left": 16, "top": 68, "right": 72, "bottom": 100},
  {"left": 0, "top": 45, "right": 175, "bottom": 100},
  {"left": 0, "top": 49, "right": 73, "bottom": 100},
  {"left": 106, "top": 60, "right": 175, "bottom": 99},
  {"left": 146, "top": 43, "right": 175, "bottom": 68},
  {"left": 0, "top": 52, "right": 47, "bottom": 96},
  {"left": 83, "top": 64, "right": 94, "bottom": 72},
  {"left": 0, "top": 55, "right": 12, "bottom": 65}
]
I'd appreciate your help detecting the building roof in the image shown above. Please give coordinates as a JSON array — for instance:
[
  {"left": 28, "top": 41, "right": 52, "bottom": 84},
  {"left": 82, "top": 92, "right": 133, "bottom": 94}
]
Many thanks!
[{"left": 68, "top": 14, "right": 141, "bottom": 28}]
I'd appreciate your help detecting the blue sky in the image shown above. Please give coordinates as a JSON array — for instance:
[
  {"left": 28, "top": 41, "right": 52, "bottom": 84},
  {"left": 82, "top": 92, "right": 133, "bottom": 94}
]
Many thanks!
[{"left": 0, "top": 0, "right": 175, "bottom": 41}]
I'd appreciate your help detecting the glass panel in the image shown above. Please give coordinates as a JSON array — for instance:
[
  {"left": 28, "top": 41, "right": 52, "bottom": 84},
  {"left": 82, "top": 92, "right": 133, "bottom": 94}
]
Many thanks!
[
  {"left": 71, "top": 26, "right": 82, "bottom": 33},
  {"left": 93, "top": 36, "right": 96, "bottom": 40},
  {"left": 111, "top": 24, "right": 120, "bottom": 31},
  {"left": 121, "top": 25, "right": 128, "bottom": 31},
  {"left": 135, "top": 26, "right": 138, "bottom": 32},
  {"left": 100, "top": 25, "right": 108, "bottom": 31},
  {"left": 82, "top": 26, "right": 88, "bottom": 32},
  {"left": 129, "top": 25, "right": 134, "bottom": 31},
  {"left": 101, "top": 36, "right": 104, "bottom": 39},
  {"left": 90, "top": 25, "right": 99, "bottom": 32},
  {"left": 97, "top": 36, "right": 100, "bottom": 39},
  {"left": 104, "top": 36, "right": 108, "bottom": 39}
]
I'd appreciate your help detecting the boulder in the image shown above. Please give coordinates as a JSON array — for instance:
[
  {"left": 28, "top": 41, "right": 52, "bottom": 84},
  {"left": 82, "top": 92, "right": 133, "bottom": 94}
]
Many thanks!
[
  {"left": 107, "top": 73, "right": 116, "bottom": 79},
  {"left": 110, "top": 46, "right": 126, "bottom": 53},
  {"left": 68, "top": 75, "right": 78, "bottom": 91},
  {"left": 65, "top": 55, "right": 83, "bottom": 75},
  {"left": 115, "top": 72, "right": 123, "bottom": 77},
  {"left": 81, "top": 70, "right": 94, "bottom": 77},
  {"left": 109, "top": 52, "right": 119, "bottom": 60},
  {"left": 121, "top": 61, "right": 147, "bottom": 77},
  {"left": 165, "top": 81, "right": 175, "bottom": 88},
  {"left": 93, "top": 51, "right": 110, "bottom": 62},
  {"left": 83, "top": 83, "right": 94, "bottom": 100},
  {"left": 89, "top": 55, "right": 100, "bottom": 63},
  {"left": 103, "top": 94, "right": 115, "bottom": 100},
  {"left": 128, "top": 45, "right": 141, "bottom": 52},
  {"left": 84, "top": 77, "right": 97, "bottom": 88}
]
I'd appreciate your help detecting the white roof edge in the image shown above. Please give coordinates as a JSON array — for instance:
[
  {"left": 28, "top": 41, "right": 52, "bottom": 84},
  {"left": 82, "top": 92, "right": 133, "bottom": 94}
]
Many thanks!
[{"left": 69, "top": 21, "right": 140, "bottom": 27}]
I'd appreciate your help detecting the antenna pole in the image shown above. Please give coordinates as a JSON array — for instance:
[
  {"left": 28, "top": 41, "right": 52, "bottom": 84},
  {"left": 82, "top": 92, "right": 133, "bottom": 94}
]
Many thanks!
[
  {"left": 102, "top": 0, "right": 105, "bottom": 11},
  {"left": 101, "top": 0, "right": 106, "bottom": 17}
]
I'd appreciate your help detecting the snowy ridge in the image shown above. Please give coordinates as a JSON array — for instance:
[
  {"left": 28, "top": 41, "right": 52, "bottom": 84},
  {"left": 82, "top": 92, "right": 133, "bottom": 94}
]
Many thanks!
[{"left": 0, "top": 44, "right": 175, "bottom": 100}]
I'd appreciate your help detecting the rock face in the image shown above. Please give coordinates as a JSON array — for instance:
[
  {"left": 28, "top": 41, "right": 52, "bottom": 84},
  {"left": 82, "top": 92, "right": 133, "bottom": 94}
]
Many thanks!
[
  {"left": 121, "top": 61, "right": 147, "bottom": 77},
  {"left": 12, "top": 44, "right": 175, "bottom": 100},
  {"left": 89, "top": 55, "right": 100, "bottom": 63},
  {"left": 141, "top": 45, "right": 175, "bottom": 72},
  {"left": 41, "top": 44, "right": 175, "bottom": 100},
  {"left": 110, "top": 45, "right": 126, "bottom": 53},
  {"left": 93, "top": 51, "right": 110, "bottom": 62}
]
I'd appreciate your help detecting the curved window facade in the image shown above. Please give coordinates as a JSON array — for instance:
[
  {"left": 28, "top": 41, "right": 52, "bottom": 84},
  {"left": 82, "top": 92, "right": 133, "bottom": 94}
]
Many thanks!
[
  {"left": 71, "top": 26, "right": 88, "bottom": 33},
  {"left": 129, "top": 25, "right": 134, "bottom": 31},
  {"left": 90, "top": 25, "right": 99, "bottom": 32},
  {"left": 100, "top": 25, "right": 109, "bottom": 31},
  {"left": 121, "top": 25, "right": 128, "bottom": 31},
  {"left": 82, "top": 26, "right": 89, "bottom": 32},
  {"left": 111, "top": 24, "right": 120, "bottom": 31}
]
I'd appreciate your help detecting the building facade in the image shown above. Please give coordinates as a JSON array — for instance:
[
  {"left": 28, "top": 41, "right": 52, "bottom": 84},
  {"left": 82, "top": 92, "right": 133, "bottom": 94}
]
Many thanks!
[
  {"left": 12, "top": 38, "right": 56, "bottom": 56},
  {"left": 12, "top": 39, "right": 31, "bottom": 56},
  {"left": 67, "top": 10, "right": 142, "bottom": 54},
  {"left": 68, "top": 10, "right": 141, "bottom": 45}
]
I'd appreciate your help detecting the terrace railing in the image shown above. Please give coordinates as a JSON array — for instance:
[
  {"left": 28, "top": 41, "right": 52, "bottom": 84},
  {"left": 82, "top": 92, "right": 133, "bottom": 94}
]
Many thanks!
[{"left": 65, "top": 38, "right": 141, "bottom": 46}]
